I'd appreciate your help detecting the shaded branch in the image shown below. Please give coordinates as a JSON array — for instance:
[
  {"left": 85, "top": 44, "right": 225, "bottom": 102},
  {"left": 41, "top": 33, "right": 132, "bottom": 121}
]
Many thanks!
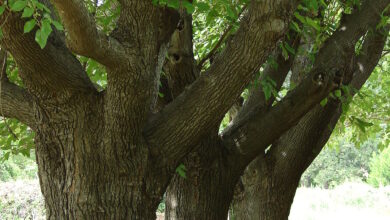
[
  {"left": 144, "top": 0, "right": 300, "bottom": 162},
  {"left": 156, "top": 12, "right": 198, "bottom": 111},
  {"left": 221, "top": 0, "right": 390, "bottom": 163},
  {"left": 103, "top": 1, "right": 180, "bottom": 143},
  {"left": 268, "top": 26, "right": 388, "bottom": 177},
  {"left": 50, "top": 0, "right": 126, "bottom": 67},
  {"left": 0, "top": 49, "right": 34, "bottom": 127},
  {"left": 232, "top": 33, "right": 300, "bottom": 124},
  {"left": 0, "top": 2, "right": 96, "bottom": 98}
]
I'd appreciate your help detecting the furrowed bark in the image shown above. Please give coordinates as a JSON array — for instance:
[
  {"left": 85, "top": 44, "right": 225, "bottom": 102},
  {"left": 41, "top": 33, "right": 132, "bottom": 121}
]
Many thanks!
[
  {"left": 145, "top": 0, "right": 300, "bottom": 164},
  {"left": 157, "top": 12, "right": 198, "bottom": 110},
  {"left": 0, "top": 1, "right": 180, "bottom": 218},
  {"left": 0, "top": 80, "right": 34, "bottom": 126},
  {"left": 222, "top": 0, "right": 389, "bottom": 162},
  {"left": 0, "top": 2, "right": 96, "bottom": 98},
  {"left": 0, "top": 50, "right": 34, "bottom": 126},
  {"left": 104, "top": 1, "right": 181, "bottom": 142},
  {"left": 164, "top": 33, "right": 298, "bottom": 220},
  {"left": 233, "top": 33, "right": 300, "bottom": 123},
  {"left": 231, "top": 25, "right": 388, "bottom": 220},
  {"left": 165, "top": 136, "right": 241, "bottom": 220},
  {"left": 50, "top": 0, "right": 126, "bottom": 67}
]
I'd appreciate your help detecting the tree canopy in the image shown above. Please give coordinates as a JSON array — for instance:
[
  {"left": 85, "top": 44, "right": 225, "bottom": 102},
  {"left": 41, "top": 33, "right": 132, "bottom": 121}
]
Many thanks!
[{"left": 0, "top": 0, "right": 389, "bottom": 219}]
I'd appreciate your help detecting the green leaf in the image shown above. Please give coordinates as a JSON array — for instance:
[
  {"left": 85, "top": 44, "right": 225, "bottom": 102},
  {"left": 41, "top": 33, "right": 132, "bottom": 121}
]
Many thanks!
[
  {"left": 21, "top": 7, "right": 34, "bottom": 18},
  {"left": 294, "top": 12, "right": 306, "bottom": 24},
  {"left": 0, "top": 5, "right": 6, "bottom": 15},
  {"left": 182, "top": 0, "right": 195, "bottom": 14},
  {"left": 35, "top": 29, "right": 49, "bottom": 49},
  {"left": 41, "top": 18, "right": 53, "bottom": 37},
  {"left": 51, "top": 20, "right": 64, "bottom": 31},
  {"left": 0, "top": 28, "right": 3, "bottom": 40},
  {"left": 176, "top": 164, "right": 187, "bottom": 178},
  {"left": 306, "top": 17, "right": 321, "bottom": 31},
  {"left": 226, "top": 6, "right": 236, "bottom": 20},
  {"left": 280, "top": 43, "right": 289, "bottom": 60},
  {"left": 290, "top": 21, "right": 301, "bottom": 33},
  {"left": 11, "top": 0, "right": 27, "bottom": 12},
  {"left": 334, "top": 89, "right": 342, "bottom": 98},
  {"left": 3, "top": 151, "right": 10, "bottom": 161},
  {"left": 24, "top": 19, "right": 36, "bottom": 33},
  {"left": 320, "top": 98, "right": 328, "bottom": 107},
  {"left": 35, "top": 2, "right": 51, "bottom": 13},
  {"left": 284, "top": 42, "right": 295, "bottom": 55},
  {"left": 196, "top": 2, "right": 210, "bottom": 12}
]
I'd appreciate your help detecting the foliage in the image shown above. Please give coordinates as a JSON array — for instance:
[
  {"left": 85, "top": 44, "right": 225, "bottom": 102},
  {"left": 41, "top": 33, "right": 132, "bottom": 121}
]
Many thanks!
[
  {"left": 301, "top": 140, "right": 378, "bottom": 188},
  {"left": 0, "top": 1, "right": 389, "bottom": 215},
  {"left": 368, "top": 146, "right": 390, "bottom": 187},
  {"left": 329, "top": 53, "right": 390, "bottom": 151},
  {"left": 0, "top": 0, "right": 387, "bottom": 161},
  {"left": 0, "top": 152, "right": 37, "bottom": 182},
  {"left": 0, "top": 0, "right": 63, "bottom": 48}
]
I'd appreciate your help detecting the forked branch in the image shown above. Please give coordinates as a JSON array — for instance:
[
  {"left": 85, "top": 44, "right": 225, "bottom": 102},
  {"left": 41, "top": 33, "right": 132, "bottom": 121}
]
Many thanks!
[{"left": 50, "top": 0, "right": 126, "bottom": 67}]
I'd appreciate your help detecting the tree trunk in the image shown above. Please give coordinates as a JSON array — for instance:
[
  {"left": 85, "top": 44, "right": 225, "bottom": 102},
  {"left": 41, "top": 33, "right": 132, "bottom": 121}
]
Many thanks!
[
  {"left": 33, "top": 93, "right": 162, "bottom": 219},
  {"left": 232, "top": 157, "right": 300, "bottom": 220},
  {"left": 165, "top": 137, "right": 241, "bottom": 220}
]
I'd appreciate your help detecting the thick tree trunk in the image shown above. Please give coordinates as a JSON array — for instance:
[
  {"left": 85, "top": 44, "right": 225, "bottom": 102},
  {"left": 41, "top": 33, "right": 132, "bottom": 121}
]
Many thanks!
[
  {"left": 232, "top": 157, "right": 300, "bottom": 220},
  {"left": 165, "top": 137, "right": 241, "bottom": 220},
  {"left": 33, "top": 93, "right": 162, "bottom": 219}
]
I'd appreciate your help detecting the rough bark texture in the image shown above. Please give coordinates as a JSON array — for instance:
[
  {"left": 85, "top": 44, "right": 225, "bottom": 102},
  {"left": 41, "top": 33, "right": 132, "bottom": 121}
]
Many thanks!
[
  {"left": 232, "top": 102, "right": 342, "bottom": 220},
  {"left": 165, "top": 136, "right": 241, "bottom": 220},
  {"left": 164, "top": 1, "right": 389, "bottom": 219},
  {"left": 231, "top": 25, "right": 388, "bottom": 220},
  {"left": 0, "top": 0, "right": 388, "bottom": 219}
]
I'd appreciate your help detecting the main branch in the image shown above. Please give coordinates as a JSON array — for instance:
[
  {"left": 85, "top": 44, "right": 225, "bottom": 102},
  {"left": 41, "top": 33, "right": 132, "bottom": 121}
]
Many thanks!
[
  {"left": 50, "top": 0, "right": 126, "bottom": 67},
  {"left": 0, "top": 2, "right": 96, "bottom": 98},
  {"left": 221, "top": 0, "right": 390, "bottom": 163},
  {"left": 145, "top": 0, "right": 300, "bottom": 164}
]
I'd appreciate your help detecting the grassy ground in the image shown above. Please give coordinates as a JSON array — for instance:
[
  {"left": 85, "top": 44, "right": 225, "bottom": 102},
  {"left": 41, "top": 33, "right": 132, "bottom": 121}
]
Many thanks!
[
  {"left": 0, "top": 180, "right": 45, "bottom": 220},
  {"left": 290, "top": 182, "right": 390, "bottom": 220},
  {"left": 1, "top": 180, "right": 389, "bottom": 219}
]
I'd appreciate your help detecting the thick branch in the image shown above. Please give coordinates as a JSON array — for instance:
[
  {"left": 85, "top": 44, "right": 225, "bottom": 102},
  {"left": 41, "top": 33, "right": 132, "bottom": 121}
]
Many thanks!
[
  {"left": 0, "top": 50, "right": 34, "bottom": 127},
  {"left": 0, "top": 80, "right": 34, "bottom": 127},
  {"left": 269, "top": 26, "right": 388, "bottom": 176},
  {"left": 232, "top": 33, "right": 300, "bottom": 124},
  {"left": 145, "top": 0, "right": 300, "bottom": 162},
  {"left": 0, "top": 3, "right": 96, "bottom": 98},
  {"left": 197, "top": 4, "right": 248, "bottom": 69},
  {"left": 221, "top": 0, "right": 390, "bottom": 163},
  {"left": 157, "top": 12, "right": 198, "bottom": 111},
  {"left": 50, "top": 0, "right": 126, "bottom": 67},
  {"left": 103, "top": 2, "right": 180, "bottom": 143}
]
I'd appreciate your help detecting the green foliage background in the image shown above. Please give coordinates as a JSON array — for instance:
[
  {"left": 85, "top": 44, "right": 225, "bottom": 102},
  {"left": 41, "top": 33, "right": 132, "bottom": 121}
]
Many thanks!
[{"left": 0, "top": 0, "right": 389, "bottom": 187}]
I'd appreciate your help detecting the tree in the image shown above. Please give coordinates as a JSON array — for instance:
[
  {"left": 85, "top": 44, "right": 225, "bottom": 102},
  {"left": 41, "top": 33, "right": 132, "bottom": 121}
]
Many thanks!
[{"left": 0, "top": 0, "right": 388, "bottom": 219}]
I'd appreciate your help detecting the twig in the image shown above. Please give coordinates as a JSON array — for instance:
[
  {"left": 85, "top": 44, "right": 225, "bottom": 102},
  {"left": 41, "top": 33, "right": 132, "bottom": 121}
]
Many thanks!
[{"left": 197, "top": 4, "right": 248, "bottom": 69}]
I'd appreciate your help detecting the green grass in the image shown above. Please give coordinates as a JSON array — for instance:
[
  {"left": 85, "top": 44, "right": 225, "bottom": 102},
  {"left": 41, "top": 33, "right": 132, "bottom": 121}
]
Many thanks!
[
  {"left": 290, "top": 182, "right": 390, "bottom": 220},
  {"left": 0, "top": 180, "right": 389, "bottom": 219}
]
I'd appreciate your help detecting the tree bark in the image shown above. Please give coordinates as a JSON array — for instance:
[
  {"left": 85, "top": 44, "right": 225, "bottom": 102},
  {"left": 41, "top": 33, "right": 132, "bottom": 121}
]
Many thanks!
[
  {"left": 34, "top": 92, "right": 165, "bottom": 219},
  {"left": 165, "top": 136, "right": 242, "bottom": 220},
  {"left": 164, "top": 3, "right": 389, "bottom": 219},
  {"left": 232, "top": 157, "right": 301, "bottom": 220},
  {"left": 0, "top": 0, "right": 388, "bottom": 219},
  {"left": 232, "top": 102, "right": 342, "bottom": 220},
  {"left": 231, "top": 25, "right": 388, "bottom": 220}
]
